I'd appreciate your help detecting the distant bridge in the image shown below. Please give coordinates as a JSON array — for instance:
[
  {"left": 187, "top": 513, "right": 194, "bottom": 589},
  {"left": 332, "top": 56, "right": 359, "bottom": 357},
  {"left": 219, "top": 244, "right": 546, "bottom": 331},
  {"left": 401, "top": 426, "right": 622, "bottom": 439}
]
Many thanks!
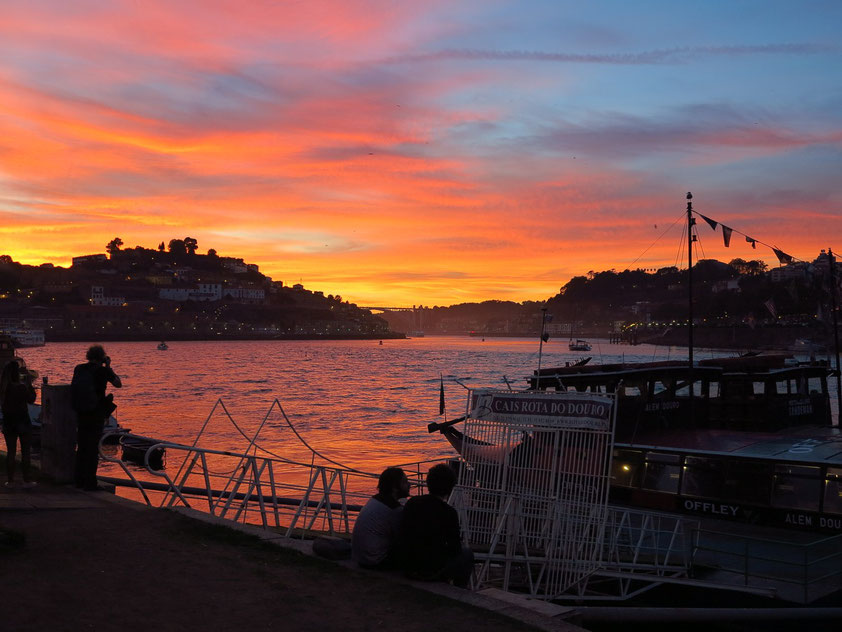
[{"left": 359, "top": 306, "right": 417, "bottom": 312}]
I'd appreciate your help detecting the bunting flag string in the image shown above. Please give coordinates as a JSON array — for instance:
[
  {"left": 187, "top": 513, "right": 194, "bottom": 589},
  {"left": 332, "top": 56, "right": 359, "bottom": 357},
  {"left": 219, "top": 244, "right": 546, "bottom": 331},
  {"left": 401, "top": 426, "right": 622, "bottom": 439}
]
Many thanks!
[
  {"left": 699, "top": 214, "right": 718, "bottom": 230},
  {"left": 764, "top": 298, "right": 777, "bottom": 319},
  {"left": 772, "top": 248, "right": 793, "bottom": 264},
  {"left": 691, "top": 210, "right": 796, "bottom": 264}
]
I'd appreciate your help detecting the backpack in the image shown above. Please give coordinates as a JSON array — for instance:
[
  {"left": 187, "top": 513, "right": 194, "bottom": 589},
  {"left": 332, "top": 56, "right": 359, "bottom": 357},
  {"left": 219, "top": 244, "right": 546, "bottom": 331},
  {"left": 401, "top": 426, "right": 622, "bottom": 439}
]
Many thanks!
[{"left": 71, "top": 364, "right": 100, "bottom": 414}]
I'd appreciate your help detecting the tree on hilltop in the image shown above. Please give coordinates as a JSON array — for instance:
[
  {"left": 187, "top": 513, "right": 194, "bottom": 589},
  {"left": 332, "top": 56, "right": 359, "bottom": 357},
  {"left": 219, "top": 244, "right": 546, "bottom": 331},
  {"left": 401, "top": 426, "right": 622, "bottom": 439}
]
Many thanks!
[
  {"left": 184, "top": 237, "right": 198, "bottom": 255},
  {"left": 158, "top": 242, "right": 165, "bottom": 252},
  {"left": 729, "top": 258, "right": 768, "bottom": 276},
  {"left": 168, "top": 239, "right": 186, "bottom": 256},
  {"left": 106, "top": 237, "right": 123, "bottom": 257},
  {"left": 207, "top": 248, "right": 217, "bottom": 257}
]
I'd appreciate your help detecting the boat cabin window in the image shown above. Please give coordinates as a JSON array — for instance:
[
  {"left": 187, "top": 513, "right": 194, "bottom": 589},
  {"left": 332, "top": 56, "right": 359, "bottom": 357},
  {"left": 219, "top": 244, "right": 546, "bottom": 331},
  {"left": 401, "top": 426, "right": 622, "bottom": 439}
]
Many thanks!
[
  {"left": 771, "top": 464, "right": 821, "bottom": 511},
  {"left": 681, "top": 456, "right": 724, "bottom": 499},
  {"left": 724, "top": 461, "right": 772, "bottom": 504},
  {"left": 824, "top": 467, "right": 842, "bottom": 516},
  {"left": 641, "top": 452, "right": 680, "bottom": 494},
  {"left": 773, "top": 380, "right": 791, "bottom": 395},
  {"left": 611, "top": 449, "right": 643, "bottom": 487}
]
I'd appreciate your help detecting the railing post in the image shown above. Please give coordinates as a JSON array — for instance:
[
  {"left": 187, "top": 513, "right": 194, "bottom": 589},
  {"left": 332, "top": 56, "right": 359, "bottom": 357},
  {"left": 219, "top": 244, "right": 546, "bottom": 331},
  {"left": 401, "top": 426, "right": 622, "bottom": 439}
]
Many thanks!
[
  {"left": 39, "top": 384, "right": 77, "bottom": 484},
  {"left": 744, "top": 539, "right": 750, "bottom": 586},
  {"left": 803, "top": 546, "right": 809, "bottom": 603}
]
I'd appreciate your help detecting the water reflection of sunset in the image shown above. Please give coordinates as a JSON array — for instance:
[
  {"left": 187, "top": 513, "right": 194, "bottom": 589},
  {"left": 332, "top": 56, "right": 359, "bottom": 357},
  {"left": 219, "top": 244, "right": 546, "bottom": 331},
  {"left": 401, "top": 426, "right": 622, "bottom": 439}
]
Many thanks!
[{"left": 2, "top": 2, "right": 840, "bottom": 306}]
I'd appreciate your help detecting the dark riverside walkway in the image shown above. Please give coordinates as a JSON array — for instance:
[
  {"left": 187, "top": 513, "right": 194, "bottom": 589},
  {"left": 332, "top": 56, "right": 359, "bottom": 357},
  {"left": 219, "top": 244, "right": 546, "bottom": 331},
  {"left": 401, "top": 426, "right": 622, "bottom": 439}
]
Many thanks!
[{"left": 0, "top": 482, "right": 582, "bottom": 632}]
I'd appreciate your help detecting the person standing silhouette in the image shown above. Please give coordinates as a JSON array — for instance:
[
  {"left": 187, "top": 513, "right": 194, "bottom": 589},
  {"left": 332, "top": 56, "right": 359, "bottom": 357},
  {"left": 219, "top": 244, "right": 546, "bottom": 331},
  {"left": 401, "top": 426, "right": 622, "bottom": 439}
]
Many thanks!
[
  {"left": 71, "top": 345, "right": 121, "bottom": 491},
  {"left": 1, "top": 361, "right": 37, "bottom": 488}
]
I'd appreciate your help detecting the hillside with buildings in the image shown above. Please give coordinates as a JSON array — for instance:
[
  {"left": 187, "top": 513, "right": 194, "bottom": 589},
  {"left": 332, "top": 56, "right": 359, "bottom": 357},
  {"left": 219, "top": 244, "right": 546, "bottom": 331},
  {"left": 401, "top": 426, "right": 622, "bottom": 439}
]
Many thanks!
[
  {"left": 0, "top": 238, "right": 396, "bottom": 341},
  {"left": 378, "top": 252, "right": 840, "bottom": 350},
  {"left": 2, "top": 240, "right": 839, "bottom": 349}
]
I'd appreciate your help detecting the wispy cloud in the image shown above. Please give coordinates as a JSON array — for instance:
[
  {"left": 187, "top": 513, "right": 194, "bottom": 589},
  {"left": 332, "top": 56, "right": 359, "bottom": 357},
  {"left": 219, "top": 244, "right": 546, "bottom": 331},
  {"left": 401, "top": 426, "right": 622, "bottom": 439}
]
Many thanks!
[{"left": 386, "top": 44, "right": 836, "bottom": 66}]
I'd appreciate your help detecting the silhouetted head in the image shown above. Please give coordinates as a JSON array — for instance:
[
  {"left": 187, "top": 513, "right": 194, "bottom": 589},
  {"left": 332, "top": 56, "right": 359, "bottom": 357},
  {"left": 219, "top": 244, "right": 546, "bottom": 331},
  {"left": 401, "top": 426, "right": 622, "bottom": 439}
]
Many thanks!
[
  {"left": 426, "top": 463, "right": 457, "bottom": 498},
  {"left": 378, "top": 467, "right": 410, "bottom": 499},
  {"left": 2, "top": 360, "right": 21, "bottom": 384},
  {"left": 86, "top": 345, "right": 106, "bottom": 363}
]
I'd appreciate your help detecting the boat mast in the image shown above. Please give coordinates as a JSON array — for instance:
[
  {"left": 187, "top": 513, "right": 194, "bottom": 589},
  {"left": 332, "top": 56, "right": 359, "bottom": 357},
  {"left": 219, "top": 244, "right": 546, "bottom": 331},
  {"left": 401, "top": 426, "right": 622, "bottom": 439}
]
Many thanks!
[
  {"left": 687, "top": 192, "right": 695, "bottom": 424},
  {"left": 828, "top": 247, "right": 842, "bottom": 425},
  {"left": 537, "top": 307, "right": 548, "bottom": 389}
]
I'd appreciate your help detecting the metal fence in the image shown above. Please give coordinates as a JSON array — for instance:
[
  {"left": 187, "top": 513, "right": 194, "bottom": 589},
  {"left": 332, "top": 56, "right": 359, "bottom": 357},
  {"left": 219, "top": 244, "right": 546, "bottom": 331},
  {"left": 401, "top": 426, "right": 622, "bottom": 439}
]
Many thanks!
[
  {"left": 452, "top": 389, "right": 617, "bottom": 599},
  {"left": 692, "top": 527, "right": 842, "bottom": 603},
  {"left": 98, "top": 398, "right": 438, "bottom": 537}
]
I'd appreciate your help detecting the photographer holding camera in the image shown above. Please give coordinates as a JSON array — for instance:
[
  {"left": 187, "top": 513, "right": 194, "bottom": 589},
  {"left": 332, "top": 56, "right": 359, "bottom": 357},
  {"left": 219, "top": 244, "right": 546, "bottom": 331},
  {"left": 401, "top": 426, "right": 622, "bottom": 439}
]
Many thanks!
[
  {"left": 71, "top": 345, "right": 122, "bottom": 491},
  {"left": 1, "top": 360, "right": 37, "bottom": 488}
]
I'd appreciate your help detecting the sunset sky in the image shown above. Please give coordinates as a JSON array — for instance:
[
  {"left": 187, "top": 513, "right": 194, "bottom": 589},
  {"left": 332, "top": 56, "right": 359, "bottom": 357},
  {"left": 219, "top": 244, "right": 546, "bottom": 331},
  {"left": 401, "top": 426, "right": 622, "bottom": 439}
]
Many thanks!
[{"left": 1, "top": 1, "right": 840, "bottom": 306}]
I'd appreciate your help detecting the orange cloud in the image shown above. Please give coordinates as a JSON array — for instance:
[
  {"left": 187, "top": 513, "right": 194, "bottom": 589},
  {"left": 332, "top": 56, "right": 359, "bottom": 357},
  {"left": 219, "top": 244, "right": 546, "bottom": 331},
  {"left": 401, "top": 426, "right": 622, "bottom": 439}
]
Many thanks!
[{"left": 1, "top": 2, "right": 840, "bottom": 306}]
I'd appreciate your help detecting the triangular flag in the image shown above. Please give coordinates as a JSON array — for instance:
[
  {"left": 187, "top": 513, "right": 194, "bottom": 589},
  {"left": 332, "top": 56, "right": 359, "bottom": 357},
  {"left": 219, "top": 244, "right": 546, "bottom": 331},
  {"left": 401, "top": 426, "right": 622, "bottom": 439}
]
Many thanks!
[
  {"left": 722, "top": 225, "right": 733, "bottom": 247},
  {"left": 699, "top": 214, "right": 718, "bottom": 230},
  {"left": 764, "top": 298, "right": 777, "bottom": 319},
  {"left": 772, "top": 248, "right": 793, "bottom": 264},
  {"left": 745, "top": 236, "right": 756, "bottom": 249}
]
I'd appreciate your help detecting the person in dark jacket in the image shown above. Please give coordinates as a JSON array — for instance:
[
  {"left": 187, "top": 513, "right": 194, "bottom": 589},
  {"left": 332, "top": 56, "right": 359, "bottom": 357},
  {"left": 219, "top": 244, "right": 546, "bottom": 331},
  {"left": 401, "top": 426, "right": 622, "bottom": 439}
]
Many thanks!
[
  {"left": 1, "top": 360, "right": 37, "bottom": 488},
  {"left": 398, "top": 463, "right": 474, "bottom": 587},
  {"left": 71, "top": 345, "right": 121, "bottom": 491}
]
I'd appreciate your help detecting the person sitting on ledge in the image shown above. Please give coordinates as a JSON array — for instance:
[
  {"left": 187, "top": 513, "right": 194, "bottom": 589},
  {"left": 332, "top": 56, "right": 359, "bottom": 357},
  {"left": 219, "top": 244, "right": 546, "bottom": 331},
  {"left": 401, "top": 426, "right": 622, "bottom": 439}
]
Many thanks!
[
  {"left": 397, "top": 463, "right": 474, "bottom": 588},
  {"left": 351, "top": 467, "right": 410, "bottom": 569}
]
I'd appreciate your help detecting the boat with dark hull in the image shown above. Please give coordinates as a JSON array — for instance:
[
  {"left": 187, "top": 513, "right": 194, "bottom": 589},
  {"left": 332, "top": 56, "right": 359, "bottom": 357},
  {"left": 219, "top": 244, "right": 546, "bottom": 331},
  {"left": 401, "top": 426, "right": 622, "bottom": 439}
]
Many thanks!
[
  {"left": 431, "top": 365, "right": 842, "bottom": 534},
  {"left": 568, "top": 338, "right": 592, "bottom": 351},
  {"left": 529, "top": 353, "right": 834, "bottom": 437},
  {"left": 120, "top": 435, "right": 165, "bottom": 470},
  {"left": 430, "top": 193, "right": 842, "bottom": 534}
]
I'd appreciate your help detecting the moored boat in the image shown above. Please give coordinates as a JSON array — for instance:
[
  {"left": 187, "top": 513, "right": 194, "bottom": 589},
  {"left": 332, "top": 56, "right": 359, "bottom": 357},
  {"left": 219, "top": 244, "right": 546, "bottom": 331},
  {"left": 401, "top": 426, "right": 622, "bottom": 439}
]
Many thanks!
[
  {"left": 120, "top": 435, "right": 165, "bottom": 470},
  {"left": 430, "top": 193, "right": 842, "bottom": 534},
  {"left": 568, "top": 338, "right": 592, "bottom": 351},
  {"left": 430, "top": 369, "right": 842, "bottom": 534},
  {"left": 2, "top": 328, "right": 46, "bottom": 348}
]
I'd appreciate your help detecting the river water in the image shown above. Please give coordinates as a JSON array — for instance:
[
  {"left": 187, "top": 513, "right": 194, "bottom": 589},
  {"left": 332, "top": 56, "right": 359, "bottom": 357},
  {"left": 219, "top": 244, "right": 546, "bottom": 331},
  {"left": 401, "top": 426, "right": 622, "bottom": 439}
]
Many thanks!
[{"left": 20, "top": 336, "right": 767, "bottom": 475}]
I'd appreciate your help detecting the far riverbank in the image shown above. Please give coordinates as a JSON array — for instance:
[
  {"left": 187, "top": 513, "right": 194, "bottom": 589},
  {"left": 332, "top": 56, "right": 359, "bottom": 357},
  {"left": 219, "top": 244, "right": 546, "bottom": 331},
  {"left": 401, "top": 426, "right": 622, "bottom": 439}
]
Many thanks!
[{"left": 43, "top": 331, "right": 407, "bottom": 343}]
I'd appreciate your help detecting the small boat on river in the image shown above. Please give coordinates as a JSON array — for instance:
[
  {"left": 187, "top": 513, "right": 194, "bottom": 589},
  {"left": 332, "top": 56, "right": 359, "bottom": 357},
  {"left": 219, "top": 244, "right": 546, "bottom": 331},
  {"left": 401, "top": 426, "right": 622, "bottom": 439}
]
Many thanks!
[
  {"left": 568, "top": 338, "right": 591, "bottom": 351},
  {"left": 120, "top": 436, "right": 165, "bottom": 470},
  {"left": 157, "top": 341, "right": 168, "bottom": 351},
  {"left": 2, "top": 328, "right": 45, "bottom": 348}
]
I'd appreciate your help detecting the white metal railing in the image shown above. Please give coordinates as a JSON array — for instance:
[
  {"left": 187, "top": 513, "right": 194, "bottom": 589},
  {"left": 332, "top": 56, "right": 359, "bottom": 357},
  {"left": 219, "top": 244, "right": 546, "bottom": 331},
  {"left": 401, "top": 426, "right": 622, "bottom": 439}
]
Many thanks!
[
  {"left": 692, "top": 527, "right": 842, "bottom": 604},
  {"left": 97, "top": 398, "right": 441, "bottom": 538},
  {"left": 100, "top": 433, "right": 440, "bottom": 536}
]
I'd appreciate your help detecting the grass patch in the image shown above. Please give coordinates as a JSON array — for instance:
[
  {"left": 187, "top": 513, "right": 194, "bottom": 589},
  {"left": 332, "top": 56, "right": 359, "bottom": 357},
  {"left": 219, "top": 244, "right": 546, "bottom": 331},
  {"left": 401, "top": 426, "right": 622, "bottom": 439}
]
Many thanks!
[
  {"left": 0, "top": 526, "right": 26, "bottom": 552},
  {"left": 164, "top": 511, "right": 337, "bottom": 570},
  {"left": 161, "top": 511, "right": 538, "bottom": 630}
]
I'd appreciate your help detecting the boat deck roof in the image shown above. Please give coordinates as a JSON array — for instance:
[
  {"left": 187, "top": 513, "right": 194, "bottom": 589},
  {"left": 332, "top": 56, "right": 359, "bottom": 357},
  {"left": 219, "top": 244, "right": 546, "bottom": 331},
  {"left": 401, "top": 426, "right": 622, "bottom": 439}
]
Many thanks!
[{"left": 619, "top": 426, "right": 842, "bottom": 465}]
